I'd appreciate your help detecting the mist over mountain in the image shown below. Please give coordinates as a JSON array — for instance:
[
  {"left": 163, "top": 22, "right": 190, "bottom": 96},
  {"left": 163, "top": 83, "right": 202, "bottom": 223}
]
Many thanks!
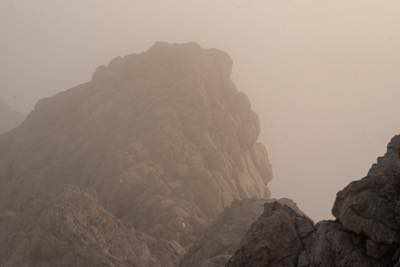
[
  {"left": 0, "top": 43, "right": 272, "bottom": 266},
  {"left": 0, "top": 99, "right": 23, "bottom": 134},
  {"left": 1, "top": 39, "right": 400, "bottom": 266},
  {"left": 3, "top": 1, "right": 400, "bottom": 219}
]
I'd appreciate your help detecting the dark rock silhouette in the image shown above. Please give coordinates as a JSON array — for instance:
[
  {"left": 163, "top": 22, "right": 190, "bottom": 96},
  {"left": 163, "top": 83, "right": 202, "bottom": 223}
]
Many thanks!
[
  {"left": 333, "top": 135, "right": 400, "bottom": 246},
  {"left": 227, "top": 135, "right": 400, "bottom": 267},
  {"left": 180, "top": 198, "right": 306, "bottom": 267},
  {"left": 0, "top": 98, "right": 23, "bottom": 134},
  {"left": 227, "top": 200, "right": 314, "bottom": 267},
  {"left": 180, "top": 199, "right": 266, "bottom": 267},
  {"left": 0, "top": 42, "right": 272, "bottom": 266},
  {"left": 307, "top": 221, "right": 389, "bottom": 266}
]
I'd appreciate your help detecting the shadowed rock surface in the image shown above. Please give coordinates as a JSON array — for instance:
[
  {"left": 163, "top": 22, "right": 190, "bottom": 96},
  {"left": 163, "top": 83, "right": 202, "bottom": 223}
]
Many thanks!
[
  {"left": 0, "top": 42, "right": 272, "bottom": 266},
  {"left": 179, "top": 199, "right": 266, "bottom": 267},
  {"left": 180, "top": 198, "right": 306, "bottom": 267},
  {"left": 307, "top": 221, "right": 391, "bottom": 267},
  {"left": 227, "top": 135, "right": 400, "bottom": 267},
  {"left": 227, "top": 200, "right": 314, "bottom": 267},
  {"left": 0, "top": 98, "right": 23, "bottom": 134},
  {"left": 333, "top": 135, "right": 400, "bottom": 246}
]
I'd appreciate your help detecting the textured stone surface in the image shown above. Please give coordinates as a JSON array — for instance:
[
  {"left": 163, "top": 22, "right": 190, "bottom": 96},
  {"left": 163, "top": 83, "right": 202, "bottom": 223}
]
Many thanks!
[
  {"left": 0, "top": 186, "right": 168, "bottom": 267},
  {"left": 181, "top": 198, "right": 308, "bottom": 267},
  {"left": 227, "top": 135, "right": 400, "bottom": 267},
  {"left": 333, "top": 135, "right": 400, "bottom": 245},
  {"left": 0, "top": 42, "right": 272, "bottom": 265},
  {"left": 307, "top": 221, "right": 392, "bottom": 267},
  {"left": 227, "top": 200, "right": 315, "bottom": 267},
  {"left": 180, "top": 199, "right": 266, "bottom": 267}
]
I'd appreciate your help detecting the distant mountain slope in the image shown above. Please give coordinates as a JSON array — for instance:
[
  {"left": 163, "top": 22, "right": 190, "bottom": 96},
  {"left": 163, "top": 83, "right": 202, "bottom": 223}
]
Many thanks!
[
  {"left": 0, "top": 42, "right": 272, "bottom": 266},
  {"left": 0, "top": 99, "right": 23, "bottom": 134}
]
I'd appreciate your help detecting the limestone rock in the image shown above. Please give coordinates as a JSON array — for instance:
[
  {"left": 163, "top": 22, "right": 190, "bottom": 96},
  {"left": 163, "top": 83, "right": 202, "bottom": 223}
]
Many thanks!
[
  {"left": 0, "top": 42, "right": 272, "bottom": 265},
  {"left": 0, "top": 186, "right": 165, "bottom": 267},
  {"left": 180, "top": 199, "right": 266, "bottom": 267},
  {"left": 333, "top": 135, "right": 400, "bottom": 245},
  {"left": 228, "top": 135, "right": 400, "bottom": 267},
  {"left": 181, "top": 198, "right": 308, "bottom": 267},
  {"left": 227, "top": 200, "right": 315, "bottom": 267},
  {"left": 307, "top": 221, "right": 391, "bottom": 267}
]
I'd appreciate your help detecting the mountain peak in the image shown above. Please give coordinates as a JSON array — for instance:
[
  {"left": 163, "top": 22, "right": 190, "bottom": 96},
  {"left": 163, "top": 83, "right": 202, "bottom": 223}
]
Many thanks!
[{"left": 0, "top": 43, "right": 272, "bottom": 266}]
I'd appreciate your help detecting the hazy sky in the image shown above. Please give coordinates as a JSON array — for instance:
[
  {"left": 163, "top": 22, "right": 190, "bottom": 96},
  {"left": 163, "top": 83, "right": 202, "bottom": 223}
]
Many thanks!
[{"left": 2, "top": 0, "right": 400, "bottom": 219}]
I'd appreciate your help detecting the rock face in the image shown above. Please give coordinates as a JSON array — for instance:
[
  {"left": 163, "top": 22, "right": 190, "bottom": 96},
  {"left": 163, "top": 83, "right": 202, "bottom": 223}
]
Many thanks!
[
  {"left": 180, "top": 199, "right": 266, "bottom": 267},
  {"left": 307, "top": 221, "right": 390, "bottom": 267},
  {"left": 227, "top": 201, "right": 314, "bottom": 267},
  {"left": 228, "top": 135, "right": 400, "bottom": 267},
  {"left": 333, "top": 135, "right": 400, "bottom": 246},
  {"left": 0, "top": 98, "right": 23, "bottom": 134},
  {"left": 180, "top": 198, "right": 306, "bottom": 267},
  {"left": 330, "top": 135, "right": 400, "bottom": 266},
  {"left": 0, "top": 42, "right": 272, "bottom": 265},
  {"left": 0, "top": 186, "right": 163, "bottom": 267}
]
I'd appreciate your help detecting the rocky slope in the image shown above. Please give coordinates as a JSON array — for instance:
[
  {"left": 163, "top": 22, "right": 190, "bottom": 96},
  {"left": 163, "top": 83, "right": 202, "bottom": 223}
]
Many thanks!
[
  {"left": 0, "top": 98, "right": 23, "bottom": 134},
  {"left": 0, "top": 186, "right": 164, "bottom": 267},
  {"left": 227, "top": 135, "right": 400, "bottom": 267},
  {"left": 0, "top": 42, "right": 272, "bottom": 266},
  {"left": 180, "top": 198, "right": 304, "bottom": 267},
  {"left": 180, "top": 199, "right": 266, "bottom": 267},
  {"left": 227, "top": 201, "right": 314, "bottom": 267}
]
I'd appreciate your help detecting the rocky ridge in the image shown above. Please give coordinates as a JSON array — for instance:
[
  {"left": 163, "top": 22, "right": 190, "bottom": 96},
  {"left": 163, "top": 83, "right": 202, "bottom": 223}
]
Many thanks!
[
  {"left": 0, "top": 42, "right": 273, "bottom": 266},
  {"left": 180, "top": 198, "right": 305, "bottom": 267},
  {"left": 179, "top": 198, "right": 266, "bottom": 267},
  {"left": 227, "top": 135, "right": 400, "bottom": 267},
  {"left": 0, "top": 186, "right": 165, "bottom": 267}
]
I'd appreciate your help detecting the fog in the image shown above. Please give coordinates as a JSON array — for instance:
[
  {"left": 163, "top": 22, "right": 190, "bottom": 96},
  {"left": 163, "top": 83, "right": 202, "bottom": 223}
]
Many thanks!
[{"left": 2, "top": 0, "right": 400, "bottom": 220}]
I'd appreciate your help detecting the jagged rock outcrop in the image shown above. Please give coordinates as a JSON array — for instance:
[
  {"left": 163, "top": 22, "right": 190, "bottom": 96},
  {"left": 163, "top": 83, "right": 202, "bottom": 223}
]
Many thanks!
[
  {"left": 330, "top": 134, "right": 400, "bottom": 266},
  {"left": 0, "top": 98, "right": 23, "bottom": 134},
  {"left": 333, "top": 135, "right": 400, "bottom": 247},
  {"left": 228, "top": 135, "right": 400, "bottom": 267},
  {"left": 227, "top": 201, "right": 314, "bottom": 267},
  {"left": 0, "top": 186, "right": 166, "bottom": 267},
  {"left": 180, "top": 198, "right": 306, "bottom": 267},
  {"left": 307, "top": 221, "right": 390, "bottom": 267},
  {"left": 0, "top": 42, "right": 272, "bottom": 265},
  {"left": 179, "top": 199, "right": 266, "bottom": 267}
]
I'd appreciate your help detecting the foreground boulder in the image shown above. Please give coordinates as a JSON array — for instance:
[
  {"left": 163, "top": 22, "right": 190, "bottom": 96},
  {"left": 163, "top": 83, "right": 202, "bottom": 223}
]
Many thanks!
[
  {"left": 308, "top": 221, "right": 391, "bottom": 267},
  {"left": 333, "top": 135, "right": 400, "bottom": 247},
  {"left": 228, "top": 135, "right": 400, "bottom": 266},
  {"left": 227, "top": 201, "right": 314, "bottom": 267},
  {"left": 181, "top": 198, "right": 306, "bottom": 267},
  {"left": 0, "top": 42, "right": 272, "bottom": 265},
  {"left": 180, "top": 199, "right": 266, "bottom": 267}
]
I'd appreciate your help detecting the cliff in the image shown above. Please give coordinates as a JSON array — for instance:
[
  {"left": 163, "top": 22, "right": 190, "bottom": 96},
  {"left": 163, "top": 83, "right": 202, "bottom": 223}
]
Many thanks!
[
  {"left": 227, "top": 135, "right": 400, "bottom": 266},
  {"left": 180, "top": 198, "right": 304, "bottom": 267},
  {"left": 0, "top": 42, "right": 272, "bottom": 266}
]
